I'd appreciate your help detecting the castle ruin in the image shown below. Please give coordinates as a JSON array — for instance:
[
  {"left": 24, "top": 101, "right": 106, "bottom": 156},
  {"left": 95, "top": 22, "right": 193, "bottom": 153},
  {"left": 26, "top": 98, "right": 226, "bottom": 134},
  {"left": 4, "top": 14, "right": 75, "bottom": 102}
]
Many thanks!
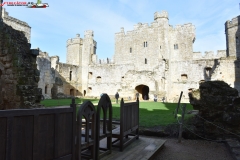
[{"left": 3, "top": 9, "right": 240, "bottom": 102}]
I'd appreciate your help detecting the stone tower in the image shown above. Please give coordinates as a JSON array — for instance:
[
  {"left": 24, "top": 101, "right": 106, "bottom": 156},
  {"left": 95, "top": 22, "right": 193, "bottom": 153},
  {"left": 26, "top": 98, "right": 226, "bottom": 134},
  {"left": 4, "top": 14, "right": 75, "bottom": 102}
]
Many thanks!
[
  {"left": 66, "top": 34, "right": 82, "bottom": 65},
  {"left": 225, "top": 16, "right": 240, "bottom": 58},
  {"left": 66, "top": 31, "right": 97, "bottom": 95},
  {"left": 81, "top": 30, "right": 97, "bottom": 94}
]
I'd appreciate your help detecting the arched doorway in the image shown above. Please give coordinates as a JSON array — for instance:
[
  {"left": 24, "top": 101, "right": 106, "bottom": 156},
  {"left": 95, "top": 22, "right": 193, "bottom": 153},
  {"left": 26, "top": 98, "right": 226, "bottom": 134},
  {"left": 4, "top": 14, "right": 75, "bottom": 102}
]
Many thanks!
[{"left": 135, "top": 85, "right": 149, "bottom": 100}]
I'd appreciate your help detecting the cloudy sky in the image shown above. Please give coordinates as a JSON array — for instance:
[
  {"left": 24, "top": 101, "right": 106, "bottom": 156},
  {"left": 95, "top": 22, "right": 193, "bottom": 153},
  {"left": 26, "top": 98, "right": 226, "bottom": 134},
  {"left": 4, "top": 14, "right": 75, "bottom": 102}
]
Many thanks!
[{"left": 2, "top": 0, "right": 240, "bottom": 62}]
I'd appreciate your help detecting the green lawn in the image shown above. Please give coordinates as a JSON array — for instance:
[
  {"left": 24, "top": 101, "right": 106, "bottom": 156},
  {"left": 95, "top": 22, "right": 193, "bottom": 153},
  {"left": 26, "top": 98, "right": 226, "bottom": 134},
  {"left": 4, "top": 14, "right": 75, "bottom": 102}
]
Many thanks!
[
  {"left": 40, "top": 98, "right": 99, "bottom": 107},
  {"left": 112, "top": 102, "right": 193, "bottom": 127},
  {"left": 41, "top": 99, "right": 193, "bottom": 127}
]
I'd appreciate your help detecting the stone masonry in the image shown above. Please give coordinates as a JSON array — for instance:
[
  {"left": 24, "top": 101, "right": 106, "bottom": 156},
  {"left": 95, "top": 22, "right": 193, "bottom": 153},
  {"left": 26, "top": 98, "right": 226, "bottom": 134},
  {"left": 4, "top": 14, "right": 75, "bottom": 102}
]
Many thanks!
[
  {"left": 0, "top": 21, "right": 42, "bottom": 109},
  {"left": 38, "top": 11, "right": 240, "bottom": 102},
  {"left": 2, "top": 8, "right": 31, "bottom": 43},
  {"left": 4, "top": 8, "right": 240, "bottom": 102}
]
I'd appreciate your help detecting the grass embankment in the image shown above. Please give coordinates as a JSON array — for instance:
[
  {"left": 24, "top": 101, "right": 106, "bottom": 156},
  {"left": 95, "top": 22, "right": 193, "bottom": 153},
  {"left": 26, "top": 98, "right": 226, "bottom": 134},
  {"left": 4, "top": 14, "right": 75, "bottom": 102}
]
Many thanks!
[{"left": 41, "top": 99, "right": 193, "bottom": 128}]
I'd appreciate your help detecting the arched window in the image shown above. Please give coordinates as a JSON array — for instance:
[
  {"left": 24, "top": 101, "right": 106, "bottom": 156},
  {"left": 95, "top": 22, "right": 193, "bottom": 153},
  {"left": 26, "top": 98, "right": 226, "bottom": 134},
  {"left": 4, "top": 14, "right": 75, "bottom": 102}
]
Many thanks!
[
  {"left": 144, "top": 42, "right": 145, "bottom": 47},
  {"left": 88, "top": 72, "right": 92, "bottom": 79},
  {"left": 96, "top": 76, "right": 102, "bottom": 83},
  {"left": 145, "top": 58, "right": 147, "bottom": 64},
  {"left": 69, "top": 71, "right": 72, "bottom": 81},
  {"left": 236, "top": 36, "right": 239, "bottom": 45},
  {"left": 181, "top": 74, "right": 188, "bottom": 80},
  {"left": 130, "top": 47, "right": 132, "bottom": 53},
  {"left": 146, "top": 41, "right": 147, "bottom": 47}
]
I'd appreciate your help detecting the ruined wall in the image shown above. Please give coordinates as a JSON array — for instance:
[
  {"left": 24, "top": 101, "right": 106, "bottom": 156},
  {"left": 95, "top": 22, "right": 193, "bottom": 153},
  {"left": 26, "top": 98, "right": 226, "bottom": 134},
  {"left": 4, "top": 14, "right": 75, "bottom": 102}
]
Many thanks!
[
  {"left": 29, "top": 11, "right": 240, "bottom": 103},
  {"left": 37, "top": 51, "right": 55, "bottom": 99},
  {"left": 0, "top": 23, "right": 41, "bottom": 109},
  {"left": 57, "top": 62, "right": 82, "bottom": 96},
  {"left": 2, "top": 8, "right": 31, "bottom": 42}
]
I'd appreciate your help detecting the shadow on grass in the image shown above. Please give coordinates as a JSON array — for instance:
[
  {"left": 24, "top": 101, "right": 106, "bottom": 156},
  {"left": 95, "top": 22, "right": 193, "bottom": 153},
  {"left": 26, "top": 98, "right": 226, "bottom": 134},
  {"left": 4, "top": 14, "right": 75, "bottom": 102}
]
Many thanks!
[{"left": 42, "top": 99, "right": 194, "bottom": 128}]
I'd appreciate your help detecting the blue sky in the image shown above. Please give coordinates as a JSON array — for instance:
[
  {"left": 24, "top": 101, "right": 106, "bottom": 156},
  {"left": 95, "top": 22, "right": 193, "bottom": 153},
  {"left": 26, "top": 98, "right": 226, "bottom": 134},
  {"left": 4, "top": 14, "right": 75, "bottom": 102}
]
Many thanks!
[{"left": 2, "top": 0, "right": 240, "bottom": 63}]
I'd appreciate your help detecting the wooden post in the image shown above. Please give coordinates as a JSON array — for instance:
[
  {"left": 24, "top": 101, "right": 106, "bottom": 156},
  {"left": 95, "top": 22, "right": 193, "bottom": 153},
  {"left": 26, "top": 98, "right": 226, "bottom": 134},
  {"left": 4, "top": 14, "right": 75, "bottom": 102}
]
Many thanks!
[
  {"left": 175, "top": 91, "right": 183, "bottom": 118},
  {"left": 178, "top": 103, "right": 186, "bottom": 143}
]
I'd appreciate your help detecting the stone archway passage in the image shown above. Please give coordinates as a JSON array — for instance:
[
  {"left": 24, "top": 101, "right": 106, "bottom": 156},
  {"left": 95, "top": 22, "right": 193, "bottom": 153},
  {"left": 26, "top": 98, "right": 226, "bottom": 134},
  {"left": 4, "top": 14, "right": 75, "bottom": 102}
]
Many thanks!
[{"left": 135, "top": 85, "right": 149, "bottom": 100}]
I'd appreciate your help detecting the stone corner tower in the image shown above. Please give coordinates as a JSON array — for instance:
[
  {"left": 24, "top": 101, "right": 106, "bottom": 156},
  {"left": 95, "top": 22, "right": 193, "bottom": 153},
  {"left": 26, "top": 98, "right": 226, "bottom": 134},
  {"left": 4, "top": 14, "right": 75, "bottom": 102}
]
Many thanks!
[{"left": 225, "top": 16, "right": 240, "bottom": 58}]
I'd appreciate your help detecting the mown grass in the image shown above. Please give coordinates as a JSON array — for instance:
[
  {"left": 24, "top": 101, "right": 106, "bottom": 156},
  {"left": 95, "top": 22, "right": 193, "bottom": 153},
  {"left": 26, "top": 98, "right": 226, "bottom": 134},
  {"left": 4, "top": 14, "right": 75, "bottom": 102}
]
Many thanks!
[
  {"left": 112, "top": 102, "right": 193, "bottom": 127},
  {"left": 41, "top": 99, "right": 193, "bottom": 127},
  {"left": 40, "top": 98, "right": 99, "bottom": 107}
]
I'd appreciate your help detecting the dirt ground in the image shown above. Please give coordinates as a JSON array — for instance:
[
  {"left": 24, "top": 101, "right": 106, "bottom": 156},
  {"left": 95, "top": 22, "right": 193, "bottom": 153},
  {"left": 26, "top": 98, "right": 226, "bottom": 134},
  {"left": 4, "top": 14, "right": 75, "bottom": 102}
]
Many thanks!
[{"left": 152, "top": 138, "right": 234, "bottom": 160}]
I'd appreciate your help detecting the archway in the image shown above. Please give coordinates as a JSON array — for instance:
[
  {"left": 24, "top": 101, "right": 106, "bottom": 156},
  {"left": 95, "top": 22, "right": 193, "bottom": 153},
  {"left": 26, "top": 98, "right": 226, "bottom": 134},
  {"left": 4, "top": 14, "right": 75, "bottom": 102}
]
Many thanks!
[{"left": 135, "top": 85, "right": 149, "bottom": 100}]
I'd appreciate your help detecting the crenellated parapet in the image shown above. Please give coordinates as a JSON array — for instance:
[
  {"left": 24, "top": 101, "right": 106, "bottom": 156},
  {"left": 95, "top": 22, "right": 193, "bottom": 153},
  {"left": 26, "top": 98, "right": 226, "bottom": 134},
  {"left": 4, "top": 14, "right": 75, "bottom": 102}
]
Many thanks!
[
  {"left": 97, "top": 58, "right": 113, "bottom": 64},
  {"left": 66, "top": 34, "right": 83, "bottom": 47},
  {"left": 225, "top": 16, "right": 240, "bottom": 30},
  {"left": 193, "top": 50, "right": 227, "bottom": 60},
  {"left": 84, "top": 30, "right": 94, "bottom": 38},
  {"left": 2, "top": 8, "right": 31, "bottom": 42},
  {"left": 154, "top": 11, "right": 168, "bottom": 20}
]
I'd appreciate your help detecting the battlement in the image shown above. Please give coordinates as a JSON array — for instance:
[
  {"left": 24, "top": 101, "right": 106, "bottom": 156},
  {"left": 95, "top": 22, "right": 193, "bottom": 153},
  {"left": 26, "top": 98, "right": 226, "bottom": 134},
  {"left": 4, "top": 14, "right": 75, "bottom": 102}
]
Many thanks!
[
  {"left": 225, "top": 16, "right": 240, "bottom": 29},
  {"left": 174, "top": 23, "right": 195, "bottom": 32},
  {"left": 84, "top": 30, "right": 94, "bottom": 38},
  {"left": 66, "top": 34, "right": 82, "bottom": 46},
  {"left": 2, "top": 8, "right": 31, "bottom": 42},
  {"left": 97, "top": 58, "right": 114, "bottom": 64},
  {"left": 154, "top": 11, "right": 168, "bottom": 21},
  {"left": 2, "top": 8, "right": 30, "bottom": 27},
  {"left": 193, "top": 50, "right": 227, "bottom": 60}
]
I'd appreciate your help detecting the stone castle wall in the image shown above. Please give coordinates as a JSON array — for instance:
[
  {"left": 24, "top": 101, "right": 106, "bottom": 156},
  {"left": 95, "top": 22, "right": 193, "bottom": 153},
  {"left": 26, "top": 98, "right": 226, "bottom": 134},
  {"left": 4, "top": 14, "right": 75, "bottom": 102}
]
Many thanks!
[
  {"left": 39, "top": 11, "right": 239, "bottom": 102},
  {"left": 0, "top": 22, "right": 41, "bottom": 109},
  {"left": 2, "top": 8, "right": 31, "bottom": 43},
  {"left": 225, "top": 16, "right": 240, "bottom": 57},
  {"left": 5, "top": 8, "right": 239, "bottom": 103}
]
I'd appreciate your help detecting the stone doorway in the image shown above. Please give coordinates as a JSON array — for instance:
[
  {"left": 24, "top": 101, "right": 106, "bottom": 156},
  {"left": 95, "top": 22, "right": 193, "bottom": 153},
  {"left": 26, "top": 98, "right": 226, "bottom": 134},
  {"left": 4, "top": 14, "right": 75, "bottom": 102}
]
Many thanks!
[
  {"left": 135, "top": 85, "right": 149, "bottom": 100},
  {"left": 70, "top": 89, "right": 74, "bottom": 96}
]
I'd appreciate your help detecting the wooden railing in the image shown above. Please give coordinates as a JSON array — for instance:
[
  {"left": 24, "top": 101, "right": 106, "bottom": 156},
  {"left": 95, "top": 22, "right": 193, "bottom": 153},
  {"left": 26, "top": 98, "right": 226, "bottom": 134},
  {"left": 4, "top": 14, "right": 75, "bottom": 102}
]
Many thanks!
[
  {"left": 0, "top": 101, "right": 76, "bottom": 160},
  {"left": 112, "top": 98, "right": 139, "bottom": 151}
]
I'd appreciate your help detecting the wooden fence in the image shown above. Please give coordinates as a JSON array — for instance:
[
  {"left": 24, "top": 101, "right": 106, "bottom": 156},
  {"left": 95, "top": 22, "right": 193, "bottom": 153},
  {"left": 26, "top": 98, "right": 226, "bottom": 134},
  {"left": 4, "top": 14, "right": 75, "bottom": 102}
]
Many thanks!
[{"left": 0, "top": 103, "right": 76, "bottom": 160}]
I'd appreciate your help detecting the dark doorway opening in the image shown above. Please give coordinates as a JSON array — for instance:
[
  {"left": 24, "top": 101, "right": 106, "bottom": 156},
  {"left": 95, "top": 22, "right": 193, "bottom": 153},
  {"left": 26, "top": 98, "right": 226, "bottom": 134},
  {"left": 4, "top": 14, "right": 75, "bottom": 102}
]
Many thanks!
[
  {"left": 70, "top": 89, "right": 74, "bottom": 96},
  {"left": 84, "top": 90, "right": 86, "bottom": 96},
  {"left": 135, "top": 85, "right": 149, "bottom": 100}
]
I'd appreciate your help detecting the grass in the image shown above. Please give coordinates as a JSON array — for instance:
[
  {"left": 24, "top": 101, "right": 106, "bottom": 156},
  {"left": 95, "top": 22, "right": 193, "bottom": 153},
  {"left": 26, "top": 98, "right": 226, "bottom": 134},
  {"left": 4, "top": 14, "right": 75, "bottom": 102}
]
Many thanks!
[
  {"left": 40, "top": 98, "right": 99, "bottom": 107},
  {"left": 112, "top": 102, "right": 193, "bottom": 127},
  {"left": 41, "top": 99, "right": 193, "bottom": 128}
]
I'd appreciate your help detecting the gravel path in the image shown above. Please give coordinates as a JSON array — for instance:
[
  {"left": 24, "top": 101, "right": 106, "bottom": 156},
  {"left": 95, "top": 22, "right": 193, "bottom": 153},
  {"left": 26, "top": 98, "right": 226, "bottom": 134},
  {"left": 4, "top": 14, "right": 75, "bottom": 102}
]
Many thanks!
[{"left": 153, "top": 138, "right": 234, "bottom": 160}]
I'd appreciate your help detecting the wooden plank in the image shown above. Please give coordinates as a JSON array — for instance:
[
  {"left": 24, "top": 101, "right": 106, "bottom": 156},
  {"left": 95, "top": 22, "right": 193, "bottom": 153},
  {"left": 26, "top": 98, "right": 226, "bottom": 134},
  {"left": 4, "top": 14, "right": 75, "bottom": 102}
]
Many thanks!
[
  {"left": 0, "top": 107, "right": 73, "bottom": 117},
  {"left": 6, "top": 116, "right": 13, "bottom": 160},
  {"left": 103, "top": 136, "right": 165, "bottom": 160},
  {"left": 0, "top": 117, "right": 7, "bottom": 160},
  {"left": 57, "top": 113, "right": 73, "bottom": 157},
  {"left": 11, "top": 116, "right": 34, "bottom": 160},
  {"left": 33, "top": 114, "right": 39, "bottom": 160},
  {"left": 54, "top": 113, "right": 59, "bottom": 158},
  {"left": 38, "top": 114, "right": 55, "bottom": 160}
]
